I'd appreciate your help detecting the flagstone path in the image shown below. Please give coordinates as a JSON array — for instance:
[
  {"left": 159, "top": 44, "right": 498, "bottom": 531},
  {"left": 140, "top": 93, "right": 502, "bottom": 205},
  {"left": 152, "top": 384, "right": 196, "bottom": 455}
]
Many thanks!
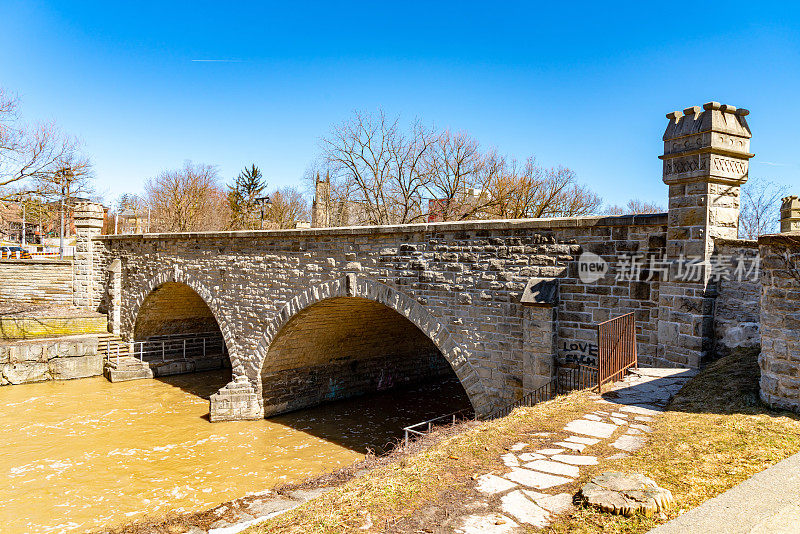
[{"left": 455, "top": 367, "right": 697, "bottom": 533}]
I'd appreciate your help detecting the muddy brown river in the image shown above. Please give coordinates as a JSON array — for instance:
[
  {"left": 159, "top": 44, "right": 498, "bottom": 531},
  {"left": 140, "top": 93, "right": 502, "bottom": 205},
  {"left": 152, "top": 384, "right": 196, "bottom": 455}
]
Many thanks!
[{"left": 0, "top": 371, "right": 471, "bottom": 533}]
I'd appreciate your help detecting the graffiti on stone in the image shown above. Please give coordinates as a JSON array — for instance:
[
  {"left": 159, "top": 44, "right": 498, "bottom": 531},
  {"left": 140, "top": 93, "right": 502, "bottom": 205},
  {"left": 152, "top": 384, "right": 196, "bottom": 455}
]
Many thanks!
[{"left": 560, "top": 341, "right": 598, "bottom": 366}]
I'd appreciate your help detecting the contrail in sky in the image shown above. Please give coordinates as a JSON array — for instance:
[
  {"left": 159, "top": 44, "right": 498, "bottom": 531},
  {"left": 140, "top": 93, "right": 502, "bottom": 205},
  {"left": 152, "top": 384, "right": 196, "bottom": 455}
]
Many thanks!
[
  {"left": 759, "top": 161, "right": 791, "bottom": 167},
  {"left": 191, "top": 59, "right": 243, "bottom": 62}
]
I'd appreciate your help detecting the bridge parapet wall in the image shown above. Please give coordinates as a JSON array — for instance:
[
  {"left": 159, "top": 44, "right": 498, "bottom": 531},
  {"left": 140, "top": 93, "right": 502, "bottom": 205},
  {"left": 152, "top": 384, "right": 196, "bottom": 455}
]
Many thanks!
[
  {"left": 93, "top": 214, "right": 668, "bottom": 416},
  {"left": 712, "top": 239, "right": 761, "bottom": 358}
]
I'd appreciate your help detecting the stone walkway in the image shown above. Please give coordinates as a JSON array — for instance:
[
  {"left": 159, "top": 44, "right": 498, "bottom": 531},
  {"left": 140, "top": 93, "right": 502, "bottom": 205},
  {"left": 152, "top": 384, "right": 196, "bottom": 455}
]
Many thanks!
[{"left": 456, "top": 367, "right": 697, "bottom": 533}]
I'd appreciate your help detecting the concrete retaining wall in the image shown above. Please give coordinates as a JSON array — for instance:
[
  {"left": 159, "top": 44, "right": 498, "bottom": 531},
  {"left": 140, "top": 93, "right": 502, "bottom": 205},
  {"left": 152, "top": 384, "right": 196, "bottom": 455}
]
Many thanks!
[{"left": 0, "top": 315, "right": 108, "bottom": 340}]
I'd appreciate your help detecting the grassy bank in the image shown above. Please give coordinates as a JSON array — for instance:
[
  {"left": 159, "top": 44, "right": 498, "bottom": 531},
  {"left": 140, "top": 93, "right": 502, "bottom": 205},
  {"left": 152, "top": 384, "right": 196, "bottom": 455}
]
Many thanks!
[
  {"left": 249, "top": 349, "right": 800, "bottom": 533},
  {"left": 548, "top": 348, "right": 800, "bottom": 533},
  {"left": 250, "top": 392, "right": 602, "bottom": 533}
]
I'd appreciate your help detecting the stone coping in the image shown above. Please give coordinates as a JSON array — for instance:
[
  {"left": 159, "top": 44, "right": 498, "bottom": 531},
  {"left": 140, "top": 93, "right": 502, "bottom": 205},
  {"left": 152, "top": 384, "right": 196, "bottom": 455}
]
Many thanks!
[
  {"left": 713, "top": 237, "right": 758, "bottom": 248},
  {"left": 0, "top": 334, "right": 102, "bottom": 346},
  {"left": 0, "top": 314, "right": 105, "bottom": 320},
  {"left": 758, "top": 232, "right": 800, "bottom": 247},
  {"left": 97, "top": 213, "right": 668, "bottom": 241}
]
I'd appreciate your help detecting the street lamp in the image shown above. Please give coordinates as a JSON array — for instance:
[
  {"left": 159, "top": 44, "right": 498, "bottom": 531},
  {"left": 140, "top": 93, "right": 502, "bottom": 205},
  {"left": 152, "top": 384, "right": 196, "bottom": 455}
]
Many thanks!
[
  {"left": 254, "top": 196, "right": 272, "bottom": 230},
  {"left": 18, "top": 197, "right": 27, "bottom": 246},
  {"left": 55, "top": 167, "right": 74, "bottom": 259}
]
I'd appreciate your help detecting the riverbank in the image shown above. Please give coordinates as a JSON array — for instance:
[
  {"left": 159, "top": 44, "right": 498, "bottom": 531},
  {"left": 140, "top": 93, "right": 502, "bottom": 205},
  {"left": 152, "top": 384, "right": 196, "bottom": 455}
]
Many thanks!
[
  {"left": 101, "top": 422, "right": 477, "bottom": 534},
  {"left": 98, "top": 349, "right": 800, "bottom": 533},
  {"left": 0, "top": 371, "right": 470, "bottom": 533}
]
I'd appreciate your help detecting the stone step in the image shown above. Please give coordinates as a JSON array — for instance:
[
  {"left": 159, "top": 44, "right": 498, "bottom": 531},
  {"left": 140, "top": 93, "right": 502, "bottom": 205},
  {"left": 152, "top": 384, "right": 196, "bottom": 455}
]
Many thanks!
[
  {"left": 103, "top": 357, "right": 153, "bottom": 382},
  {"left": 96, "top": 334, "right": 130, "bottom": 358}
]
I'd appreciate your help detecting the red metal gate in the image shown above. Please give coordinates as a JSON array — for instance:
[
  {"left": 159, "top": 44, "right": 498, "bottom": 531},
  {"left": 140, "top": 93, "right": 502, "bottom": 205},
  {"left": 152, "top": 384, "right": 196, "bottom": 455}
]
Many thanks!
[{"left": 596, "top": 312, "right": 637, "bottom": 393}]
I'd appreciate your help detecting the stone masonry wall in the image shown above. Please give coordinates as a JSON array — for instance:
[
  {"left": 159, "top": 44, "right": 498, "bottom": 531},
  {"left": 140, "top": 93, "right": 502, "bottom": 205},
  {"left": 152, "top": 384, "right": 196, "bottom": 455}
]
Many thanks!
[
  {"left": 262, "top": 352, "right": 451, "bottom": 416},
  {"left": 133, "top": 281, "right": 220, "bottom": 339},
  {"left": 712, "top": 239, "right": 761, "bottom": 357},
  {"left": 261, "top": 296, "right": 452, "bottom": 414},
  {"left": 556, "top": 224, "right": 667, "bottom": 368},
  {"left": 0, "top": 260, "right": 74, "bottom": 305},
  {"left": 759, "top": 234, "right": 800, "bottom": 412},
  {"left": 0, "top": 336, "right": 102, "bottom": 385},
  {"left": 93, "top": 215, "right": 668, "bottom": 417}
]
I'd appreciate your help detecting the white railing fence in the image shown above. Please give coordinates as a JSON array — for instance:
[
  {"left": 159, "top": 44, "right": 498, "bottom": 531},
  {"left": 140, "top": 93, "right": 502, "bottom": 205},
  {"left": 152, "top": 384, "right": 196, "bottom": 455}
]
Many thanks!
[{"left": 106, "top": 332, "right": 226, "bottom": 366}]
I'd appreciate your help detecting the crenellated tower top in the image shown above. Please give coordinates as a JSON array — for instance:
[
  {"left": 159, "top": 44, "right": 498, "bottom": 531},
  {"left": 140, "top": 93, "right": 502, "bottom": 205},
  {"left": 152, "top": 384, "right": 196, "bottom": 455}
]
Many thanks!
[{"left": 661, "top": 102, "right": 754, "bottom": 186}]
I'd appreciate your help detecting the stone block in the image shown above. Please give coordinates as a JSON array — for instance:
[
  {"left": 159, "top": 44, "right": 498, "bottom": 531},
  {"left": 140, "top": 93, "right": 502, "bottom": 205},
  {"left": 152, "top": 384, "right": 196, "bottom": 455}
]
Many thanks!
[
  {"left": 1, "top": 362, "right": 49, "bottom": 384},
  {"left": 211, "top": 379, "right": 263, "bottom": 422},
  {"left": 49, "top": 354, "right": 103, "bottom": 380}
]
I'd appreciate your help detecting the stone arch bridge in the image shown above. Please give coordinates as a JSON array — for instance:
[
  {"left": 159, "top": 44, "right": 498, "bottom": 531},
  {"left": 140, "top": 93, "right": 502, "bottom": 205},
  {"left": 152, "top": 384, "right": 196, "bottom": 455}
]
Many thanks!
[
  {"left": 76, "top": 213, "right": 674, "bottom": 421},
  {"left": 68, "top": 102, "right": 764, "bottom": 421}
]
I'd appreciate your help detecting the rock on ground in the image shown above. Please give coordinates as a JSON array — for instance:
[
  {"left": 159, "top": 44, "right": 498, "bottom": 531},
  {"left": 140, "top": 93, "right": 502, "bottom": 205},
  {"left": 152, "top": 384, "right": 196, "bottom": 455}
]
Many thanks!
[{"left": 579, "top": 471, "right": 674, "bottom": 517}]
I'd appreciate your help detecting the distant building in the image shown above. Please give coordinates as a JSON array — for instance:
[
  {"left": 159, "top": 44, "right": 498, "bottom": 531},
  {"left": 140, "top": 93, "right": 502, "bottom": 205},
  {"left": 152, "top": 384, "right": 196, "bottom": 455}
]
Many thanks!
[
  {"left": 427, "top": 199, "right": 448, "bottom": 223},
  {"left": 311, "top": 174, "right": 371, "bottom": 227},
  {"left": 0, "top": 202, "right": 38, "bottom": 243},
  {"left": 0, "top": 198, "right": 108, "bottom": 243}
]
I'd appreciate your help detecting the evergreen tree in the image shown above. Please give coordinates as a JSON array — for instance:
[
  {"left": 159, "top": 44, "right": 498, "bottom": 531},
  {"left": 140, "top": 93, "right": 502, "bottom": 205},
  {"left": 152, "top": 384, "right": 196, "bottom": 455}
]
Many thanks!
[{"left": 228, "top": 164, "right": 267, "bottom": 229}]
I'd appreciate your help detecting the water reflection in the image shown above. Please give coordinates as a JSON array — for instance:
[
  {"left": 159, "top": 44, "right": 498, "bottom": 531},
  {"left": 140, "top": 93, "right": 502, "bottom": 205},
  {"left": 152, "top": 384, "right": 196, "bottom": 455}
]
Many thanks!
[{"left": 0, "top": 370, "right": 471, "bottom": 533}]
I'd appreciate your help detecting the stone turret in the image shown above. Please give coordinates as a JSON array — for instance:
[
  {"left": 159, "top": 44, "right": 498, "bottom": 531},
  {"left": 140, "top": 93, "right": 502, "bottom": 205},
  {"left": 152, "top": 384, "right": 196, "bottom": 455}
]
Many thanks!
[
  {"left": 661, "top": 102, "right": 754, "bottom": 258},
  {"left": 73, "top": 201, "right": 105, "bottom": 309},
  {"left": 781, "top": 196, "right": 800, "bottom": 233},
  {"left": 658, "top": 102, "right": 754, "bottom": 368}
]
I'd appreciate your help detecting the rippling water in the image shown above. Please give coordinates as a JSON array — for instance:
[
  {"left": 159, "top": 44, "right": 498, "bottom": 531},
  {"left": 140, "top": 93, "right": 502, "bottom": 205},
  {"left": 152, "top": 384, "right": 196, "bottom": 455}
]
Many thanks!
[{"left": 0, "top": 371, "right": 471, "bottom": 533}]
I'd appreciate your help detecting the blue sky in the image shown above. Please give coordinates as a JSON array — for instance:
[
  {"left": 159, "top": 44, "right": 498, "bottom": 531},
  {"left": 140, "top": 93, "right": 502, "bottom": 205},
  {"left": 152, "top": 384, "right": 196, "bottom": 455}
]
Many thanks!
[{"left": 1, "top": 1, "right": 799, "bottom": 207}]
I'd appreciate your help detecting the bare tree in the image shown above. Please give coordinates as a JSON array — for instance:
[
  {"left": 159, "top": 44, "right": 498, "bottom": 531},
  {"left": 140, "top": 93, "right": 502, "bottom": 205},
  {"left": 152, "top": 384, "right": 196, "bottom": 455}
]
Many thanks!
[
  {"left": 144, "top": 161, "right": 227, "bottom": 232},
  {"left": 321, "top": 109, "right": 434, "bottom": 225},
  {"left": 605, "top": 199, "right": 665, "bottom": 215},
  {"left": 0, "top": 88, "right": 93, "bottom": 200},
  {"left": 315, "top": 110, "right": 602, "bottom": 225},
  {"left": 486, "top": 158, "right": 602, "bottom": 219},
  {"left": 739, "top": 176, "right": 788, "bottom": 239},
  {"left": 266, "top": 186, "right": 310, "bottom": 228},
  {"left": 423, "top": 130, "right": 495, "bottom": 221}
]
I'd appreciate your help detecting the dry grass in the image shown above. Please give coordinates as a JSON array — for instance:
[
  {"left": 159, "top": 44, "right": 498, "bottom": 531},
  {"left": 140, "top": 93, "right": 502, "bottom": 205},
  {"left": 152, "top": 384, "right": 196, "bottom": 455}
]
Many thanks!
[
  {"left": 249, "top": 393, "right": 596, "bottom": 533},
  {"left": 110, "top": 348, "right": 800, "bottom": 533},
  {"left": 251, "top": 348, "right": 800, "bottom": 534},
  {"left": 546, "top": 348, "right": 800, "bottom": 533}
]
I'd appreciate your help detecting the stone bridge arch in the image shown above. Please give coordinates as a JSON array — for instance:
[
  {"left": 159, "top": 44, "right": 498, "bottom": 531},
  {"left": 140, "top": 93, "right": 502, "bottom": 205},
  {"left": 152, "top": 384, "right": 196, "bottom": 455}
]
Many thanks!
[
  {"left": 124, "top": 267, "right": 242, "bottom": 375},
  {"left": 244, "top": 275, "right": 490, "bottom": 418}
]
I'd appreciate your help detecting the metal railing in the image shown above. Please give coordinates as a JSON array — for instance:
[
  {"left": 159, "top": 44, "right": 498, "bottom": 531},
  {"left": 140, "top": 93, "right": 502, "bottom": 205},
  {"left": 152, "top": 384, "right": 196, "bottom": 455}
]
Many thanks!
[
  {"left": 105, "top": 333, "right": 226, "bottom": 367},
  {"left": 403, "top": 409, "right": 472, "bottom": 446},
  {"left": 558, "top": 364, "right": 598, "bottom": 392},
  {"left": 489, "top": 378, "right": 558, "bottom": 420},
  {"left": 596, "top": 312, "right": 638, "bottom": 393},
  {"left": 402, "top": 363, "right": 601, "bottom": 443},
  {"left": 487, "top": 364, "right": 599, "bottom": 420}
]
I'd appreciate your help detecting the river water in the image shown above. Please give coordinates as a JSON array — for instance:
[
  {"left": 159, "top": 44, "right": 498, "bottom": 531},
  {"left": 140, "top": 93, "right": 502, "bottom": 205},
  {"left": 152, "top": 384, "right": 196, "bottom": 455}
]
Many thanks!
[{"left": 0, "top": 371, "right": 471, "bottom": 533}]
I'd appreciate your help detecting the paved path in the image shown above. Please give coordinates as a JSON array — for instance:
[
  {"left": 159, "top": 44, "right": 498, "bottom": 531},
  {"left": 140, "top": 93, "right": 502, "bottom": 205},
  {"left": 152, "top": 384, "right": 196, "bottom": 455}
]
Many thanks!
[
  {"left": 456, "top": 367, "right": 697, "bottom": 533},
  {"left": 648, "top": 452, "right": 800, "bottom": 534}
]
